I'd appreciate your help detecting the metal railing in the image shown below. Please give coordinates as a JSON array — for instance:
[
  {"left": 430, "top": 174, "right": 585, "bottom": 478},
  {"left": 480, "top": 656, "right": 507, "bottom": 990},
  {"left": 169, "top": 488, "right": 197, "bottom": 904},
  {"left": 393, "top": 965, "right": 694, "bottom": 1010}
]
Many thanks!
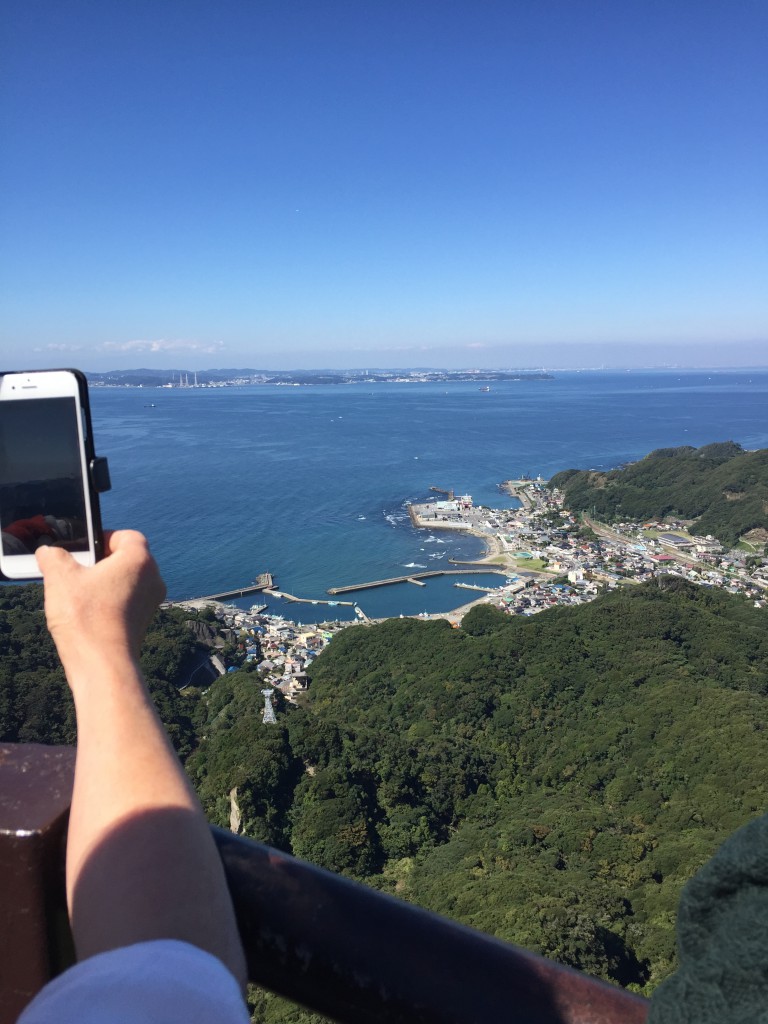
[{"left": 0, "top": 743, "right": 648, "bottom": 1023}]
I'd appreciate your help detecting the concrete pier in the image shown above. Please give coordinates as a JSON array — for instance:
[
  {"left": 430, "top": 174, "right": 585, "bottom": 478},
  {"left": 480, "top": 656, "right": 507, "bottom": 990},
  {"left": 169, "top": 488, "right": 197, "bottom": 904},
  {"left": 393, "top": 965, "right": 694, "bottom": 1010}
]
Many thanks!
[
  {"left": 327, "top": 568, "right": 507, "bottom": 595},
  {"left": 270, "top": 590, "right": 355, "bottom": 607},
  {"left": 500, "top": 479, "right": 544, "bottom": 509},
  {"left": 328, "top": 571, "right": 444, "bottom": 594},
  {"left": 186, "top": 573, "right": 274, "bottom": 603},
  {"left": 429, "top": 485, "right": 455, "bottom": 499}
]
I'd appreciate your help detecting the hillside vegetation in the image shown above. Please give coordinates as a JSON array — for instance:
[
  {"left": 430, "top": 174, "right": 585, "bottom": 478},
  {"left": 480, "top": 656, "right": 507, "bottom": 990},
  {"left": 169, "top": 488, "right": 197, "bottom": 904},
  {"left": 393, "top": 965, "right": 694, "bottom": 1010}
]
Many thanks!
[
  {"left": 3, "top": 578, "right": 768, "bottom": 1018},
  {"left": 189, "top": 579, "right": 768, "bottom": 1003},
  {"left": 0, "top": 584, "right": 203, "bottom": 757},
  {"left": 548, "top": 442, "right": 768, "bottom": 546}
]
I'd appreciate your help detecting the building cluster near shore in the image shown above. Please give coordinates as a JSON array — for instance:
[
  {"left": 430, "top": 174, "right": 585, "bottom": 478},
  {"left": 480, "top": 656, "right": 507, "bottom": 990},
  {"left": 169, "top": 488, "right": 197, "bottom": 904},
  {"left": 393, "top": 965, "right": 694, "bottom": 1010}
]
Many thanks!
[
  {"left": 180, "top": 479, "right": 767, "bottom": 714},
  {"left": 412, "top": 480, "right": 768, "bottom": 621},
  {"left": 189, "top": 603, "right": 349, "bottom": 704}
]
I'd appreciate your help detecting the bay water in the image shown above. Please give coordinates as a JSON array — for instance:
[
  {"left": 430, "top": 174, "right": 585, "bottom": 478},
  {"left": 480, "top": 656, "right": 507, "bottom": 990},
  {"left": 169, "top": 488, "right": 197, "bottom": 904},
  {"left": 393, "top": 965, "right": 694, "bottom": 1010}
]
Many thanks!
[{"left": 91, "top": 369, "right": 768, "bottom": 622}]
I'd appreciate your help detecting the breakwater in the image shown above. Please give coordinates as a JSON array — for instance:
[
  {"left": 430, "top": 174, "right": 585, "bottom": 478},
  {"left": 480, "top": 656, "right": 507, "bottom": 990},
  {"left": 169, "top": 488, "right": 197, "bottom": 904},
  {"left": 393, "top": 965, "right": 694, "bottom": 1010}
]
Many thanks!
[
  {"left": 186, "top": 573, "right": 274, "bottom": 603},
  {"left": 269, "top": 590, "right": 355, "bottom": 607},
  {"left": 327, "top": 568, "right": 507, "bottom": 595}
]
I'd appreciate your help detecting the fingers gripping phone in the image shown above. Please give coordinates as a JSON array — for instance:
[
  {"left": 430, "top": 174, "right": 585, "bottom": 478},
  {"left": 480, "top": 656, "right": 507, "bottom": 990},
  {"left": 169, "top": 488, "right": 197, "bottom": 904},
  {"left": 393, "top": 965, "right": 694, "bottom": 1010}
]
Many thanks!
[{"left": 0, "top": 369, "right": 111, "bottom": 580}]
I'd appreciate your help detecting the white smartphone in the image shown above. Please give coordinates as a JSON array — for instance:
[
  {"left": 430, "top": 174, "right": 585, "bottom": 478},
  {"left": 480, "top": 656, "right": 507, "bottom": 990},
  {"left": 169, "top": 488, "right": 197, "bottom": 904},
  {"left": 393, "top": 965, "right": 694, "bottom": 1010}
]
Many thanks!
[{"left": 0, "top": 369, "right": 108, "bottom": 580}]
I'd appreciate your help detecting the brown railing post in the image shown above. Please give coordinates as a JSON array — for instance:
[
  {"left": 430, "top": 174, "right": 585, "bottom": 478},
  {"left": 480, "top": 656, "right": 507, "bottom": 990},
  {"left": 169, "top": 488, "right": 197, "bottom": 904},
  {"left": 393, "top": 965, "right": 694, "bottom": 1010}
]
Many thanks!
[{"left": 0, "top": 743, "right": 76, "bottom": 1023}]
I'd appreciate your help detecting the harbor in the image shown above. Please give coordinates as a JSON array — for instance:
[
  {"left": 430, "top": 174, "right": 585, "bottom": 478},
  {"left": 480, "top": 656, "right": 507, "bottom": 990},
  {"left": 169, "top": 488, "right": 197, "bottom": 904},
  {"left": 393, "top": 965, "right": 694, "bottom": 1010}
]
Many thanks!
[
  {"left": 168, "top": 472, "right": 767, "bottom": 630},
  {"left": 173, "top": 487, "right": 542, "bottom": 619}
]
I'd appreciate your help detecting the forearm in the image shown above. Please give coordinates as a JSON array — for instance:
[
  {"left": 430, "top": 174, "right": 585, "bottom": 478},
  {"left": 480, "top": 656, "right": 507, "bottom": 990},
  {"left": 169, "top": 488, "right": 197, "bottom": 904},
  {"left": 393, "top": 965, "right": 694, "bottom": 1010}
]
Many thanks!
[
  {"left": 65, "top": 653, "right": 246, "bottom": 987},
  {"left": 36, "top": 533, "right": 246, "bottom": 987},
  {"left": 67, "top": 655, "right": 197, "bottom": 860}
]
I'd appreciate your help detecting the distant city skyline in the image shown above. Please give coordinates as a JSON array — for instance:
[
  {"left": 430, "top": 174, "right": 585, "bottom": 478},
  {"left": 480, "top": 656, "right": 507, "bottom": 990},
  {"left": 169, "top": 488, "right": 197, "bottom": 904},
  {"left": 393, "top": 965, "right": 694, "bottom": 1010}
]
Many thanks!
[{"left": 2, "top": 1, "right": 766, "bottom": 371}]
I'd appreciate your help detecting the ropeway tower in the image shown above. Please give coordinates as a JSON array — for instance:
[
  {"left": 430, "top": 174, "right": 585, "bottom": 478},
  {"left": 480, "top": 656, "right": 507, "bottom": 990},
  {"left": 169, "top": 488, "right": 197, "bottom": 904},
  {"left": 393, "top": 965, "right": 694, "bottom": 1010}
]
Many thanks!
[{"left": 261, "top": 688, "right": 277, "bottom": 725}]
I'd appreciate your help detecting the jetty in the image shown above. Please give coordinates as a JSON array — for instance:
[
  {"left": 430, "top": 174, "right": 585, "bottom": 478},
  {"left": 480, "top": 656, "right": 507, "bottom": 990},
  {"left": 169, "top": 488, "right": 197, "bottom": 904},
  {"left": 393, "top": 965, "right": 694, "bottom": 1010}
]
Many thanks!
[
  {"left": 186, "top": 573, "right": 275, "bottom": 603},
  {"left": 500, "top": 479, "right": 545, "bottom": 509},
  {"left": 327, "top": 568, "right": 507, "bottom": 595},
  {"left": 269, "top": 590, "right": 355, "bottom": 608}
]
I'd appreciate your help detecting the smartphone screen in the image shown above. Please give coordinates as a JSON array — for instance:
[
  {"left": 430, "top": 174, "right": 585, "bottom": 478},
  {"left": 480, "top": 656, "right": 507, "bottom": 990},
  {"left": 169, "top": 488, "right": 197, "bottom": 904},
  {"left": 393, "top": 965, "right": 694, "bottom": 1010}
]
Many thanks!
[{"left": 0, "top": 396, "right": 90, "bottom": 557}]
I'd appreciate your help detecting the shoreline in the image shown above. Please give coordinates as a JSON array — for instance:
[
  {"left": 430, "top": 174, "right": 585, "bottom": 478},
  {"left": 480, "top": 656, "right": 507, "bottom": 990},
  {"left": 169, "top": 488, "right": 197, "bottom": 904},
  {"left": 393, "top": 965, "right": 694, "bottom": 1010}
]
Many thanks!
[
  {"left": 408, "top": 502, "right": 508, "bottom": 566},
  {"left": 499, "top": 478, "right": 542, "bottom": 509}
]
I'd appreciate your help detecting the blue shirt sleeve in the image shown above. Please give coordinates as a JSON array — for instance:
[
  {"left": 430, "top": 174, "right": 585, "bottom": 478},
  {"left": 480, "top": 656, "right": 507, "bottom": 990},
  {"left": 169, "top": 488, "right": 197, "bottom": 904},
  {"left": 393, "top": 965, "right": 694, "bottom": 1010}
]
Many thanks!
[{"left": 17, "top": 939, "right": 250, "bottom": 1024}]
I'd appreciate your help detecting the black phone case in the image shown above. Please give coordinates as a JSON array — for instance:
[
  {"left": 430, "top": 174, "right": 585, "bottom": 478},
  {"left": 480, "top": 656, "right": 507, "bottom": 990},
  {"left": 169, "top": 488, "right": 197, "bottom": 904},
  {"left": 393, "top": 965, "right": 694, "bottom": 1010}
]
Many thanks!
[
  {"left": 69, "top": 368, "right": 110, "bottom": 564},
  {"left": 0, "top": 368, "right": 111, "bottom": 578}
]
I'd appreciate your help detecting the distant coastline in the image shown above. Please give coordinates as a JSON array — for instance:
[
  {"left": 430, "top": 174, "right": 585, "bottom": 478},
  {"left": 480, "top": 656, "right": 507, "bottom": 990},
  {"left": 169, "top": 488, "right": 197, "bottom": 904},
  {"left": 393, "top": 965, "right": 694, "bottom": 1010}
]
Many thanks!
[{"left": 86, "top": 367, "right": 554, "bottom": 388}]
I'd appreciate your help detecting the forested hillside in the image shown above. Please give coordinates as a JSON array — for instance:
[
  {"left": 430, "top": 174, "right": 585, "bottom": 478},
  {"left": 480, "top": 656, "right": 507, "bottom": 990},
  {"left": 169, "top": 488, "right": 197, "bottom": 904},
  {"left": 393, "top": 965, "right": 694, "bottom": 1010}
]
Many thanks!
[
  {"left": 0, "top": 584, "right": 204, "bottom": 757},
  {"left": 549, "top": 442, "right": 768, "bottom": 546},
  {"left": 3, "top": 578, "right": 768, "bottom": 1019},
  {"left": 189, "top": 578, "right": 768, "bottom": 1005}
]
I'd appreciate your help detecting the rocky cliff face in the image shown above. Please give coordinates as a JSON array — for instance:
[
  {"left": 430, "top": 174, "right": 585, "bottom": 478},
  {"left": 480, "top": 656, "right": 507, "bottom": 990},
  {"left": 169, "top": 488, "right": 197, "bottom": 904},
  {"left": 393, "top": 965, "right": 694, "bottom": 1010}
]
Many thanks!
[{"left": 184, "top": 618, "right": 222, "bottom": 648}]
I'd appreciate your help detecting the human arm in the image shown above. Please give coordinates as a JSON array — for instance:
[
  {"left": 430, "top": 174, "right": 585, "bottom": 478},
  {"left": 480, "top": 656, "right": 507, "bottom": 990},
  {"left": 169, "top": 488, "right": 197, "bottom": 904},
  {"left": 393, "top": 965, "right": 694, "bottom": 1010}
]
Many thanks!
[{"left": 36, "top": 531, "right": 246, "bottom": 989}]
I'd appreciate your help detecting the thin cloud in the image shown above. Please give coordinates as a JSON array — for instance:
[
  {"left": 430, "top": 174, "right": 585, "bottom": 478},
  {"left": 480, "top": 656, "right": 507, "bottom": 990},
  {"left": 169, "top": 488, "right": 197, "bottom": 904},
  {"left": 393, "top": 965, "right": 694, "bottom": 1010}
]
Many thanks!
[
  {"left": 350, "top": 344, "right": 441, "bottom": 354},
  {"left": 33, "top": 339, "right": 225, "bottom": 355},
  {"left": 34, "top": 343, "right": 86, "bottom": 352},
  {"left": 100, "top": 339, "right": 225, "bottom": 354}
]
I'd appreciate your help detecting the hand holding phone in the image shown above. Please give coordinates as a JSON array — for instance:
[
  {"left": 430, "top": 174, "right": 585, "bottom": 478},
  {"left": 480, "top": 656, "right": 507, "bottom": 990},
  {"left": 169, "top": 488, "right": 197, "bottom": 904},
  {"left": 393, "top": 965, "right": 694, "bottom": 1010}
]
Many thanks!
[
  {"left": 0, "top": 369, "right": 110, "bottom": 580},
  {"left": 37, "top": 530, "right": 166, "bottom": 678}
]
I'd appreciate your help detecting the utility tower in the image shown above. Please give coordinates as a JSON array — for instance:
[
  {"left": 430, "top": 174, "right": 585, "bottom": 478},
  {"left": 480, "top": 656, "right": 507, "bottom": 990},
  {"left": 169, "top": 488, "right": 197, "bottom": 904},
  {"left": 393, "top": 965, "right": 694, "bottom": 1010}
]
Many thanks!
[{"left": 261, "top": 688, "right": 277, "bottom": 725}]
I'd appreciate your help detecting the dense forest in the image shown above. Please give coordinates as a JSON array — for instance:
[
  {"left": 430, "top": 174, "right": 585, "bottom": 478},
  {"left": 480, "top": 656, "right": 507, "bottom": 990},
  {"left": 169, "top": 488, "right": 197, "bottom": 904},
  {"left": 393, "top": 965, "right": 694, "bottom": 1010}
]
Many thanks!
[
  {"left": 3, "top": 577, "right": 768, "bottom": 1021},
  {"left": 0, "top": 584, "right": 203, "bottom": 757},
  {"left": 549, "top": 441, "right": 768, "bottom": 546}
]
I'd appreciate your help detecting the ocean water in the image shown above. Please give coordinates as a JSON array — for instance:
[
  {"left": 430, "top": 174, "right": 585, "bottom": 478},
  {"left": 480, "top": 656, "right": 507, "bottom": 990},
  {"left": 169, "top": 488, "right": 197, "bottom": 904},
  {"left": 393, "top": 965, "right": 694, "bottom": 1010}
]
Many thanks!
[{"left": 90, "top": 369, "right": 768, "bottom": 621}]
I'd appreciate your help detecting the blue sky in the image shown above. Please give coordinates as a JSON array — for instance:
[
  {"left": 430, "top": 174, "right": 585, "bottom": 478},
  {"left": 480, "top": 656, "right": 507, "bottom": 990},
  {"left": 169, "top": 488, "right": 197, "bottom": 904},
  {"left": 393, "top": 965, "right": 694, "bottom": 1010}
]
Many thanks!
[{"left": 1, "top": 1, "right": 766, "bottom": 370}]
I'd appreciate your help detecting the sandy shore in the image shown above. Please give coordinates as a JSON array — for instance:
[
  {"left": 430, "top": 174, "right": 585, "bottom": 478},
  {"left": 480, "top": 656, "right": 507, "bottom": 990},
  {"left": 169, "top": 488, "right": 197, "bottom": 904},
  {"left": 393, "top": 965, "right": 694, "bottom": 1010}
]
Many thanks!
[
  {"left": 409, "top": 504, "right": 509, "bottom": 566},
  {"left": 433, "top": 594, "right": 492, "bottom": 624}
]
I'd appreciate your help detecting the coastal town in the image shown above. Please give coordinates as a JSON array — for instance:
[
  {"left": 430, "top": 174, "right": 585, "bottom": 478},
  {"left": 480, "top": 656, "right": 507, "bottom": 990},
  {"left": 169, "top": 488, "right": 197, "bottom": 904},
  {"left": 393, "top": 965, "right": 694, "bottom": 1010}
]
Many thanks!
[
  {"left": 408, "top": 480, "right": 767, "bottom": 618},
  {"left": 174, "top": 479, "right": 767, "bottom": 712}
]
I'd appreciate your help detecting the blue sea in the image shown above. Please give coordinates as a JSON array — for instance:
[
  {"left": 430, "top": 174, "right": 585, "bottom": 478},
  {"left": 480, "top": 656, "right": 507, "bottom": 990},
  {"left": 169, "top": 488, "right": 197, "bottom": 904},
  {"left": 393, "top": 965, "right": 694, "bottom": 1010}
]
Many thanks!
[{"left": 91, "top": 369, "right": 768, "bottom": 622}]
